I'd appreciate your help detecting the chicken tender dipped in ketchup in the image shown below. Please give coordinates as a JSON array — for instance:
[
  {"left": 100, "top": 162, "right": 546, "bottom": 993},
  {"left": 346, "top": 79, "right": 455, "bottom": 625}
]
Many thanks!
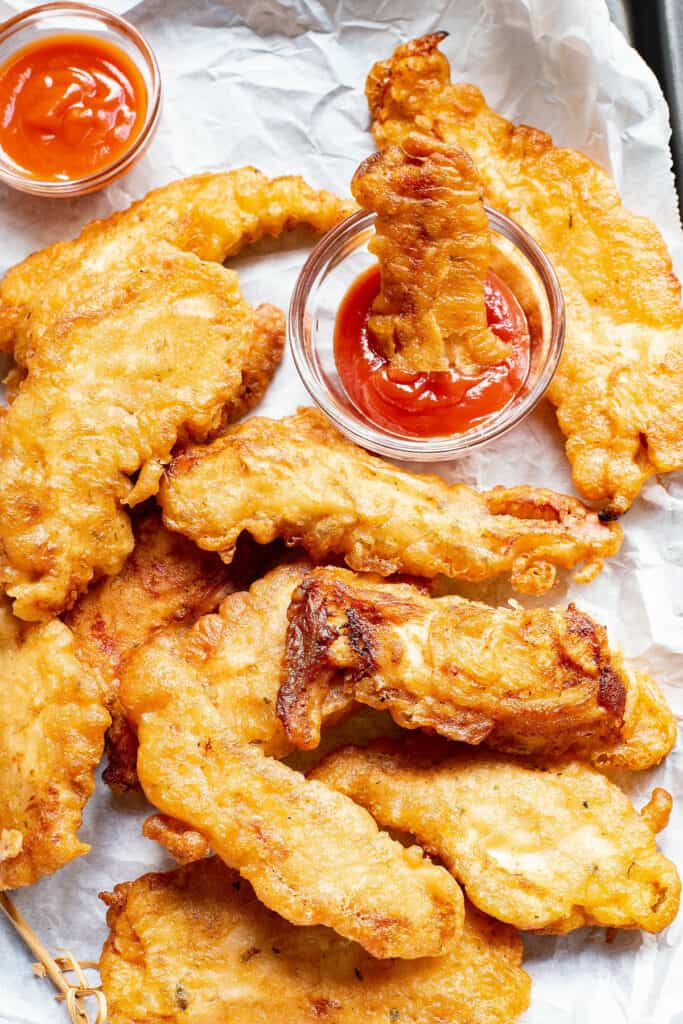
[{"left": 336, "top": 134, "right": 531, "bottom": 438}]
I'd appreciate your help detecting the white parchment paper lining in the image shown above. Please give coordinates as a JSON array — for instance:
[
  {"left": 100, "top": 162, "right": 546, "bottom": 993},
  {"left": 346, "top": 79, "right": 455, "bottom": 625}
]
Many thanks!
[{"left": 0, "top": 2, "right": 681, "bottom": 1021}]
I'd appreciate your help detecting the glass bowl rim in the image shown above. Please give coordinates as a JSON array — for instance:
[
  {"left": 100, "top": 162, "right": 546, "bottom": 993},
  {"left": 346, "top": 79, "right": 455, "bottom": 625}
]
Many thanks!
[
  {"left": 0, "top": 0, "right": 162, "bottom": 197},
  {"left": 288, "top": 206, "right": 566, "bottom": 461}
]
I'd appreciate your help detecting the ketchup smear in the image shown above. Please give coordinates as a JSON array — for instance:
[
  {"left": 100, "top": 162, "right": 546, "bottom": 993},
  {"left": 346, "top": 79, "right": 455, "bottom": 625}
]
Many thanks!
[
  {"left": 334, "top": 265, "right": 531, "bottom": 438},
  {"left": 0, "top": 34, "right": 147, "bottom": 181}
]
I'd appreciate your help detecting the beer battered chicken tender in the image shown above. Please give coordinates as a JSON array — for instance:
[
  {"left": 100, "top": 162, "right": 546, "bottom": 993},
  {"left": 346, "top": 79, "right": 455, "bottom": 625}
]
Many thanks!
[
  {"left": 313, "top": 739, "right": 681, "bottom": 934},
  {"left": 100, "top": 858, "right": 531, "bottom": 1024},
  {"left": 367, "top": 34, "right": 683, "bottom": 513},
  {"left": 119, "top": 564, "right": 463, "bottom": 958},
  {"left": 351, "top": 133, "right": 506, "bottom": 372},
  {"left": 0, "top": 170, "right": 353, "bottom": 620},
  {"left": 278, "top": 567, "right": 675, "bottom": 770},
  {"left": 65, "top": 509, "right": 236, "bottom": 791},
  {"left": 0, "top": 599, "right": 109, "bottom": 889},
  {"left": 160, "top": 408, "right": 621, "bottom": 595}
]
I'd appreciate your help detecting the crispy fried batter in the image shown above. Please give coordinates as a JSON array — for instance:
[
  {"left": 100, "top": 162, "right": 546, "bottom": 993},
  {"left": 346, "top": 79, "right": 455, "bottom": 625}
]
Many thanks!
[
  {"left": 640, "top": 787, "right": 674, "bottom": 834},
  {"left": 0, "top": 250, "right": 251, "bottom": 622},
  {"left": 123, "top": 563, "right": 319, "bottom": 760},
  {"left": 0, "top": 599, "right": 109, "bottom": 889},
  {"left": 65, "top": 509, "right": 235, "bottom": 792},
  {"left": 367, "top": 34, "right": 683, "bottom": 514},
  {"left": 147, "top": 707, "right": 404, "bottom": 863},
  {"left": 351, "top": 133, "right": 505, "bottom": 372},
  {"left": 160, "top": 407, "right": 621, "bottom": 595},
  {"left": 278, "top": 567, "right": 673, "bottom": 769},
  {"left": 142, "top": 814, "right": 211, "bottom": 865},
  {"left": 147, "top": 709, "right": 403, "bottom": 861},
  {"left": 0, "top": 170, "right": 353, "bottom": 621},
  {"left": 312, "top": 738, "right": 681, "bottom": 934},
  {"left": 0, "top": 170, "right": 354, "bottom": 356},
  {"left": 119, "top": 563, "right": 463, "bottom": 958},
  {"left": 100, "top": 858, "right": 530, "bottom": 1024},
  {"left": 596, "top": 669, "right": 678, "bottom": 771},
  {"left": 225, "top": 302, "right": 286, "bottom": 424}
]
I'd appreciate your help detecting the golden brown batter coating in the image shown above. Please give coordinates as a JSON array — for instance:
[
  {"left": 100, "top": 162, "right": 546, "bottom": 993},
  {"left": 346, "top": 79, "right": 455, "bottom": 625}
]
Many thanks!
[
  {"left": 160, "top": 407, "right": 622, "bottom": 595},
  {"left": 0, "top": 170, "right": 354, "bottom": 356},
  {"left": 277, "top": 567, "right": 674, "bottom": 769},
  {"left": 313, "top": 737, "right": 680, "bottom": 934},
  {"left": 0, "top": 600, "right": 109, "bottom": 889},
  {"left": 0, "top": 170, "right": 353, "bottom": 621},
  {"left": 222, "top": 302, "right": 286, "bottom": 425},
  {"left": 119, "top": 563, "right": 463, "bottom": 959},
  {"left": 142, "top": 814, "right": 211, "bottom": 866},
  {"left": 366, "top": 34, "right": 683, "bottom": 514},
  {"left": 100, "top": 858, "right": 530, "bottom": 1024},
  {"left": 595, "top": 669, "right": 677, "bottom": 771},
  {"left": 65, "top": 509, "right": 235, "bottom": 792},
  {"left": 351, "top": 133, "right": 505, "bottom": 372}
]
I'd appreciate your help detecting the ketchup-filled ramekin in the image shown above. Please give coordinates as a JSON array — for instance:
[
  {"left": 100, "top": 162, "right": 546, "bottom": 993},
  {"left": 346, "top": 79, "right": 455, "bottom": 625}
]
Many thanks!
[
  {"left": 0, "top": 2, "right": 161, "bottom": 197},
  {"left": 289, "top": 207, "right": 565, "bottom": 462}
]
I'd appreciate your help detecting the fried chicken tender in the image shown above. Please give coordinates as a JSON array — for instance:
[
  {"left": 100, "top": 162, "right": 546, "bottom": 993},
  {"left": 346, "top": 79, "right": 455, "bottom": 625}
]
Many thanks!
[
  {"left": 123, "top": 563, "right": 321, "bottom": 761},
  {"left": 367, "top": 34, "right": 683, "bottom": 514},
  {"left": 0, "top": 170, "right": 354, "bottom": 355},
  {"left": 313, "top": 738, "right": 681, "bottom": 934},
  {"left": 65, "top": 509, "right": 236, "bottom": 792},
  {"left": 143, "top": 707, "right": 404, "bottom": 863},
  {"left": 0, "top": 599, "right": 109, "bottom": 889},
  {"left": 351, "top": 133, "right": 506, "bottom": 372},
  {"left": 100, "top": 858, "right": 530, "bottom": 1024},
  {"left": 119, "top": 563, "right": 463, "bottom": 958},
  {"left": 277, "top": 567, "right": 675, "bottom": 770},
  {"left": 0, "top": 170, "right": 354, "bottom": 621},
  {"left": 160, "top": 407, "right": 621, "bottom": 595}
]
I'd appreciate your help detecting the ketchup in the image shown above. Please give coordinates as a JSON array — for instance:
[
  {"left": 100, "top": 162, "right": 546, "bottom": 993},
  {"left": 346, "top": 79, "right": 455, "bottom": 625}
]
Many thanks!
[
  {"left": 334, "top": 265, "right": 531, "bottom": 438},
  {"left": 0, "top": 34, "right": 147, "bottom": 181}
]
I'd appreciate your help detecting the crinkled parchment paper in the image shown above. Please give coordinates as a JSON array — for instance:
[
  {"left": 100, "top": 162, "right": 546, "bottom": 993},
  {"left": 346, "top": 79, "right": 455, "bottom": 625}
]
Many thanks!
[{"left": 0, "top": 1, "right": 682, "bottom": 1021}]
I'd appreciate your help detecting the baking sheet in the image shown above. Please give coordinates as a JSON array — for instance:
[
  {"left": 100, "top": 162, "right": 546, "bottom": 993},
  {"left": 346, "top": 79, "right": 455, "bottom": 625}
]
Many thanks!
[{"left": 1, "top": 1, "right": 682, "bottom": 1021}]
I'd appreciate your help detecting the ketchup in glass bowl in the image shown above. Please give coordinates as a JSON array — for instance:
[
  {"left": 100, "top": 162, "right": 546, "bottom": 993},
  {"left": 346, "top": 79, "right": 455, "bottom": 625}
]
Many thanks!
[
  {"left": 289, "top": 208, "right": 565, "bottom": 462},
  {"left": 0, "top": 3, "right": 161, "bottom": 197},
  {"left": 334, "top": 264, "right": 532, "bottom": 440}
]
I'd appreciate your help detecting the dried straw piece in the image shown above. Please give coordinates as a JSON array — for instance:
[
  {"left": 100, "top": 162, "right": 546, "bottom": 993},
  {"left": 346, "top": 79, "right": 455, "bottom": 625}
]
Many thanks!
[{"left": 0, "top": 893, "right": 106, "bottom": 1024}]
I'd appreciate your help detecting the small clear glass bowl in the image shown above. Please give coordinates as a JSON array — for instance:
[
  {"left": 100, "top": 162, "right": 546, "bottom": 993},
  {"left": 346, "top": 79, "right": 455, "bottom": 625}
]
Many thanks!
[
  {"left": 0, "top": 1, "right": 161, "bottom": 197},
  {"left": 289, "top": 208, "right": 565, "bottom": 462}
]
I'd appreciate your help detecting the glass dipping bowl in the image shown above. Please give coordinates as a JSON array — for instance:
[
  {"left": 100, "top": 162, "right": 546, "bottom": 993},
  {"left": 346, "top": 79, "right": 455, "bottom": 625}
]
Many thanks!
[
  {"left": 289, "top": 208, "right": 565, "bottom": 462},
  {"left": 0, "top": 2, "right": 161, "bottom": 197}
]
